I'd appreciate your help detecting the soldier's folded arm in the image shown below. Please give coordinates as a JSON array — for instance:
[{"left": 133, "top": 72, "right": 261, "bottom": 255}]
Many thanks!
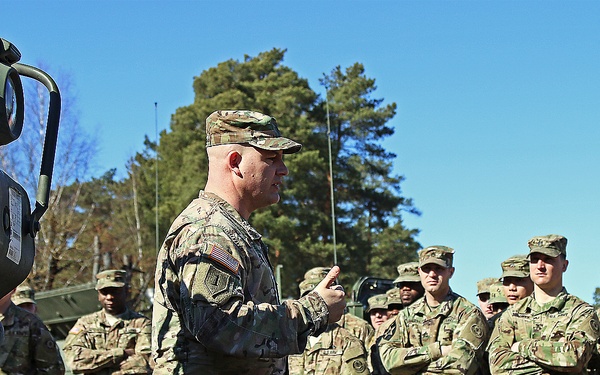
[
  {"left": 64, "top": 327, "right": 128, "bottom": 372},
  {"left": 512, "top": 307, "right": 598, "bottom": 373},
  {"left": 177, "top": 241, "right": 330, "bottom": 358},
  {"left": 487, "top": 314, "right": 545, "bottom": 375},
  {"left": 422, "top": 308, "right": 489, "bottom": 374},
  {"left": 377, "top": 319, "right": 438, "bottom": 375}
]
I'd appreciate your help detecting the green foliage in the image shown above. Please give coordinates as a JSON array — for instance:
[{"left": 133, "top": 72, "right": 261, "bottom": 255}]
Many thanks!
[
  {"left": 28, "top": 49, "right": 422, "bottom": 309},
  {"left": 594, "top": 287, "right": 600, "bottom": 309},
  {"left": 132, "top": 49, "right": 421, "bottom": 297}
]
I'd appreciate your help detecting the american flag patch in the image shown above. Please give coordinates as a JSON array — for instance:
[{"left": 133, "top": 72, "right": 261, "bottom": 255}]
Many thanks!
[{"left": 207, "top": 244, "right": 240, "bottom": 274}]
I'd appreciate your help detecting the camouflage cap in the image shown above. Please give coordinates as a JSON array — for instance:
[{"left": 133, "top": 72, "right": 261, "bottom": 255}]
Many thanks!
[
  {"left": 96, "top": 269, "right": 127, "bottom": 290},
  {"left": 365, "top": 294, "right": 388, "bottom": 313},
  {"left": 527, "top": 234, "right": 567, "bottom": 258},
  {"left": 488, "top": 282, "right": 508, "bottom": 305},
  {"left": 418, "top": 246, "right": 454, "bottom": 268},
  {"left": 303, "top": 267, "right": 330, "bottom": 281},
  {"left": 12, "top": 284, "right": 35, "bottom": 306},
  {"left": 394, "top": 261, "right": 420, "bottom": 283},
  {"left": 298, "top": 278, "right": 320, "bottom": 297},
  {"left": 476, "top": 277, "right": 496, "bottom": 296},
  {"left": 385, "top": 288, "right": 403, "bottom": 306},
  {"left": 205, "top": 110, "right": 302, "bottom": 154},
  {"left": 500, "top": 255, "right": 530, "bottom": 279}
]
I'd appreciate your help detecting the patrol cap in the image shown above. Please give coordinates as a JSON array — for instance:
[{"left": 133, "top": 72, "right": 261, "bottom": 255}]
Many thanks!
[
  {"left": 12, "top": 284, "right": 35, "bottom": 306},
  {"left": 298, "top": 278, "right": 320, "bottom": 297},
  {"left": 476, "top": 277, "right": 496, "bottom": 296},
  {"left": 527, "top": 234, "right": 567, "bottom": 258},
  {"left": 96, "top": 270, "right": 127, "bottom": 290},
  {"left": 488, "top": 282, "right": 508, "bottom": 305},
  {"left": 394, "top": 262, "right": 420, "bottom": 283},
  {"left": 500, "top": 255, "right": 530, "bottom": 279},
  {"left": 418, "top": 246, "right": 454, "bottom": 268},
  {"left": 205, "top": 110, "right": 302, "bottom": 154},
  {"left": 365, "top": 294, "right": 388, "bottom": 313},
  {"left": 303, "top": 267, "right": 330, "bottom": 281},
  {"left": 385, "top": 288, "right": 403, "bottom": 306}
]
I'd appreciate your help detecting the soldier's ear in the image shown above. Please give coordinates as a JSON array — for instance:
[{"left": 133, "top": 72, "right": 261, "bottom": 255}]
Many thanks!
[
  {"left": 227, "top": 151, "right": 243, "bottom": 177},
  {"left": 562, "top": 259, "right": 568, "bottom": 272}
]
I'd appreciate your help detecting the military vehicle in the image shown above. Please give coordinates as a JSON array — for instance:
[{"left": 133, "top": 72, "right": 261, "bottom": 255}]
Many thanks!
[{"left": 347, "top": 276, "right": 395, "bottom": 321}]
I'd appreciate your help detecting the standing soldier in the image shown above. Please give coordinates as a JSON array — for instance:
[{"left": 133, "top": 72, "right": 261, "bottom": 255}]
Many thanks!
[
  {"left": 304, "top": 267, "right": 374, "bottom": 347},
  {"left": 476, "top": 277, "right": 497, "bottom": 321},
  {"left": 498, "top": 255, "right": 533, "bottom": 305},
  {"left": 488, "top": 234, "right": 600, "bottom": 375},
  {"left": 372, "top": 246, "right": 489, "bottom": 375},
  {"left": 63, "top": 270, "right": 152, "bottom": 374},
  {"left": 151, "top": 110, "right": 346, "bottom": 374},
  {"left": 0, "top": 288, "right": 64, "bottom": 374},
  {"left": 288, "top": 271, "right": 369, "bottom": 375},
  {"left": 12, "top": 283, "right": 38, "bottom": 314},
  {"left": 393, "top": 261, "right": 425, "bottom": 308}
]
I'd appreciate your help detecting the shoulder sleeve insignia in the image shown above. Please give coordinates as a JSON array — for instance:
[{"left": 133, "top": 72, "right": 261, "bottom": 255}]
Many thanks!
[
  {"left": 470, "top": 323, "right": 484, "bottom": 339},
  {"left": 207, "top": 243, "right": 240, "bottom": 274},
  {"left": 352, "top": 359, "right": 367, "bottom": 373},
  {"left": 68, "top": 326, "right": 81, "bottom": 335}
]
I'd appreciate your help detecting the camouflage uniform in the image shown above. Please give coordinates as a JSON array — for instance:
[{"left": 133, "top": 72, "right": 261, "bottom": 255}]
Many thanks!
[
  {"left": 63, "top": 309, "right": 152, "bottom": 374},
  {"left": 288, "top": 269, "right": 369, "bottom": 375},
  {"left": 487, "top": 289, "right": 599, "bottom": 375},
  {"left": 488, "top": 234, "right": 600, "bottom": 375},
  {"left": 0, "top": 302, "right": 64, "bottom": 374},
  {"left": 339, "top": 312, "right": 374, "bottom": 347},
  {"left": 374, "top": 291, "right": 489, "bottom": 375},
  {"left": 288, "top": 323, "right": 368, "bottom": 375},
  {"left": 152, "top": 191, "right": 331, "bottom": 375},
  {"left": 373, "top": 246, "right": 489, "bottom": 375}
]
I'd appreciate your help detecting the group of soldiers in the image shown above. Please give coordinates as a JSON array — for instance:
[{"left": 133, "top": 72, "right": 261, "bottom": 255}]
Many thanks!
[
  {"left": 2, "top": 109, "right": 600, "bottom": 375},
  {"left": 2, "top": 233, "right": 599, "bottom": 374},
  {"left": 0, "top": 270, "right": 152, "bottom": 374},
  {"left": 291, "top": 233, "right": 600, "bottom": 375}
]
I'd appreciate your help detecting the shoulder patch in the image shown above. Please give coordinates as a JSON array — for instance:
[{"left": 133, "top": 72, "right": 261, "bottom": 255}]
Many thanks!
[
  {"left": 69, "top": 326, "right": 81, "bottom": 335},
  {"left": 471, "top": 323, "right": 484, "bottom": 339},
  {"left": 352, "top": 359, "right": 367, "bottom": 373},
  {"left": 207, "top": 243, "right": 239, "bottom": 274}
]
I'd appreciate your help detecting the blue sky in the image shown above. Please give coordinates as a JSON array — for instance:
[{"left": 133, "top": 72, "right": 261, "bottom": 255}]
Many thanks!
[{"left": 4, "top": 1, "right": 600, "bottom": 304}]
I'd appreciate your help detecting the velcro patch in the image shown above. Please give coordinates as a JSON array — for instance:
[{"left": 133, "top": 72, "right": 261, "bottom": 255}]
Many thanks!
[{"left": 207, "top": 243, "right": 239, "bottom": 274}]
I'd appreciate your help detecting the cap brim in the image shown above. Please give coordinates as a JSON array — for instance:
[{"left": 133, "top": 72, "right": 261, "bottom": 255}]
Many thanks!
[
  {"left": 501, "top": 271, "right": 529, "bottom": 279},
  {"left": 393, "top": 276, "right": 421, "bottom": 283},
  {"left": 419, "top": 259, "right": 449, "bottom": 268},
  {"left": 528, "top": 248, "right": 561, "bottom": 258},
  {"left": 366, "top": 305, "right": 388, "bottom": 313},
  {"left": 14, "top": 298, "right": 36, "bottom": 305},
  {"left": 249, "top": 137, "right": 302, "bottom": 154},
  {"left": 96, "top": 282, "right": 126, "bottom": 290}
]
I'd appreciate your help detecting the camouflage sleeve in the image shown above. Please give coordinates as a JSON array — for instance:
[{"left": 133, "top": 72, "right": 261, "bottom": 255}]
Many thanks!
[
  {"left": 32, "top": 320, "right": 65, "bottom": 375},
  {"left": 341, "top": 335, "right": 369, "bottom": 375},
  {"left": 487, "top": 312, "right": 545, "bottom": 375},
  {"left": 119, "top": 318, "right": 153, "bottom": 374},
  {"left": 178, "top": 239, "right": 329, "bottom": 359},
  {"left": 514, "top": 305, "right": 599, "bottom": 373},
  {"left": 423, "top": 308, "right": 489, "bottom": 374},
  {"left": 63, "top": 319, "right": 125, "bottom": 372},
  {"left": 379, "top": 316, "right": 440, "bottom": 375}
]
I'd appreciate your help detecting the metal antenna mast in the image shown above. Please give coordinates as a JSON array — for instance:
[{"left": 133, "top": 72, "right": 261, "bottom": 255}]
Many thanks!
[
  {"left": 326, "top": 92, "right": 338, "bottom": 265},
  {"left": 154, "top": 102, "right": 159, "bottom": 253}
]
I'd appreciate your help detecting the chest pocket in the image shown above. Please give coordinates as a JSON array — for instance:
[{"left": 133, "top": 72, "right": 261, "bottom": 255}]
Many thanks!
[
  {"left": 87, "top": 327, "right": 108, "bottom": 349},
  {"left": 314, "top": 349, "right": 343, "bottom": 373},
  {"left": 0, "top": 328, "right": 30, "bottom": 368},
  {"left": 117, "top": 327, "right": 141, "bottom": 349}
]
